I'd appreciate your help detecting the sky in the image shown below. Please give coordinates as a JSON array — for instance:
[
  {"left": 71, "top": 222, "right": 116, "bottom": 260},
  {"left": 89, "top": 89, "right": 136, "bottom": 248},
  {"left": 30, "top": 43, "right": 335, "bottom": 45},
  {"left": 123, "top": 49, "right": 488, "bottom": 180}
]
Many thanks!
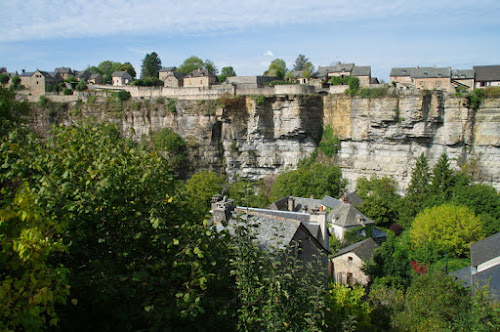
[{"left": 1, "top": 0, "right": 499, "bottom": 81}]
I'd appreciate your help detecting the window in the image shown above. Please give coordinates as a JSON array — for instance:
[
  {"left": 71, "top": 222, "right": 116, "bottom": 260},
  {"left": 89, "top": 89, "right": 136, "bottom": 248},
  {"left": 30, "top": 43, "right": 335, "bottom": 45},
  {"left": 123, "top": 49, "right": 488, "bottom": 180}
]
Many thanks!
[
  {"left": 420, "top": 81, "right": 424, "bottom": 86},
  {"left": 347, "top": 256, "right": 353, "bottom": 261}
]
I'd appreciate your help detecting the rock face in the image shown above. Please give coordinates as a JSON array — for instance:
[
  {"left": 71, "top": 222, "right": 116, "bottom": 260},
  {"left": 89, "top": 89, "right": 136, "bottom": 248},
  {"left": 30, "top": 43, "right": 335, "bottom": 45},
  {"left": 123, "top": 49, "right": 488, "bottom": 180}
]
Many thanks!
[{"left": 30, "top": 91, "right": 500, "bottom": 192}]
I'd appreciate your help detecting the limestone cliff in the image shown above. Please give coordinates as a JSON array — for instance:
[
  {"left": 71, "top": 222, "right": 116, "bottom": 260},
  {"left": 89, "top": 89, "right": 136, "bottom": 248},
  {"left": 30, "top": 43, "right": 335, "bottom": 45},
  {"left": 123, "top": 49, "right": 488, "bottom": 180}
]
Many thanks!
[{"left": 30, "top": 91, "right": 500, "bottom": 192}]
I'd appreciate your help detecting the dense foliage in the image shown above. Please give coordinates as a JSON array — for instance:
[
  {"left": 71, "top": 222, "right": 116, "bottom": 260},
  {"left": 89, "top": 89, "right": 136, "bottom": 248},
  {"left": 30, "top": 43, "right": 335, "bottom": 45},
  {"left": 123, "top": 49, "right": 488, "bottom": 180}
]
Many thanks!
[{"left": 141, "top": 52, "right": 162, "bottom": 79}]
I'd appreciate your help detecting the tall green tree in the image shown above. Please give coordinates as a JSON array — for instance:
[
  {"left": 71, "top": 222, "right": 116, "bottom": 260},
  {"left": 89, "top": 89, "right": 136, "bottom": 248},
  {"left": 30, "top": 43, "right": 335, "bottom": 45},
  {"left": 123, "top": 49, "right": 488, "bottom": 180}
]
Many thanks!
[
  {"left": 0, "top": 73, "right": 9, "bottom": 85},
  {"left": 401, "top": 153, "right": 431, "bottom": 225},
  {"left": 293, "top": 54, "right": 309, "bottom": 71},
  {"left": 204, "top": 59, "right": 218, "bottom": 75},
  {"left": 270, "top": 162, "right": 346, "bottom": 201},
  {"left": 177, "top": 56, "right": 205, "bottom": 74},
  {"left": 218, "top": 66, "right": 236, "bottom": 82},
  {"left": 141, "top": 52, "right": 162, "bottom": 78},
  {"left": 185, "top": 171, "right": 225, "bottom": 217},
  {"left": 117, "top": 62, "right": 137, "bottom": 78},
  {"left": 430, "top": 153, "right": 455, "bottom": 198},
  {"left": 264, "top": 58, "right": 287, "bottom": 80}
]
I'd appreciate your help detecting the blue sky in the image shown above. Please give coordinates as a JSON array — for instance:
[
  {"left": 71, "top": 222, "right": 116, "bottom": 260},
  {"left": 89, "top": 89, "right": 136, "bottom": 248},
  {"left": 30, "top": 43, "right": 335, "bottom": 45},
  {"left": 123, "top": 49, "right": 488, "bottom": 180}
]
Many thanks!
[{"left": 1, "top": 0, "right": 499, "bottom": 81}]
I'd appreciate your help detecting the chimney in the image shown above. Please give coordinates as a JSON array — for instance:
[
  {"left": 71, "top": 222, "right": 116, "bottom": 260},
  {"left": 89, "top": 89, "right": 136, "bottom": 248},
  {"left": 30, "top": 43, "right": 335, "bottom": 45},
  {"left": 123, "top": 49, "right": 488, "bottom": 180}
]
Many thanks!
[
  {"left": 288, "top": 197, "right": 295, "bottom": 212},
  {"left": 210, "top": 195, "right": 235, "bottom": 225}
]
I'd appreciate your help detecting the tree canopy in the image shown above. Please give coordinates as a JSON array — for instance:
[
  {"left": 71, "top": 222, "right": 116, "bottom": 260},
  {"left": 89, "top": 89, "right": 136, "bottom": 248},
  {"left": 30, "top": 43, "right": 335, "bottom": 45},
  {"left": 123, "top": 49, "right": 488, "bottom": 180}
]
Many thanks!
[
  {"left": 141, "top": 52, "right": 162, "bottom": 79},
  {"left": 293, "top": 54, "right": 309, "bottom": 71},
  {"left": 263, "top": 58, "right": 287, "bottom": 80},
  {"left": 410, "top": 204, "right": 484, "bottom": 259},
  {"left": 177, "top": 56, "right": 205, "bottom": 74},
  {"left": 218, "top": 66, "right": 236, "bottom": 82}
]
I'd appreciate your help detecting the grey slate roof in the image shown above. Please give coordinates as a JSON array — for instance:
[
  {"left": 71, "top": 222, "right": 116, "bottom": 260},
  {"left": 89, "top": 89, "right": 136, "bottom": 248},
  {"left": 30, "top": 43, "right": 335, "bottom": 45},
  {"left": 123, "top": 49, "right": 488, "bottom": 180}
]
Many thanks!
[
  {"left": 160, "top": 66, "right": 177, "bottom": 72},
  {"left": 409, "top": 67, "right": 451, "bottom": 79},
  {"left": 89, "top": 73, "right": 101, "bottom": 79},
  {"left": 168, "top": 72, "right": 186, "bottom": 80},
  {"left": 343, "top": 192, "right": 364, "bottom": 207},
  {"left": 55, "top": 67, "right": 73, "bottom": 74},
  {"left": 390, "top": 67, "right": 412, "bottom": 77},
  {"left": 473, "top": 65, "right": 500, "bottom": 82},
  {"left": 451, "top": 69, "right": 474, "bottom": 79},
  {"left": 111, "top": 71, "right": 132, "bottom": 78},
  {"left": 320, "top": 195, "right": 343, "bottom": 209},
  {"left": 316, "top": 63, "right": 355, "bottom": 78},
  {"left": 20, "top": 71, "right": 34, "bottom": 77},
  {"left": 329, "top": 203, "right": 375, "bottom": 227},
  {"left": 226, "top": 207, "right": 329, "bottom": 253},
  {"left": 185, "top": 68, "right": 215, "bottom": 78},
  {"left": 352, "top": 66, "right": 371, "bottom": 76},
  {"left": 471, "top": 232, "right": 500, "bottom": 267},
  {"left": 332, "top": 238, "right": 379, "bottom": 261}
]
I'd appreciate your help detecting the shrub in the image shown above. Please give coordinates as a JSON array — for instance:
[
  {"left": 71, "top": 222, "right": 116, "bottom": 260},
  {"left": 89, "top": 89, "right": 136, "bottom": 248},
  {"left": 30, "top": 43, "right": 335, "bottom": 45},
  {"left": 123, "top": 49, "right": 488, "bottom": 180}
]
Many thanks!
[
  {"left": 116, "top": 90, "right": 131, "bottom": 102},
  {"left": 358, "top": 86, "right": 390, "bottom": 98},
  {"left": 63, "top": 88, "right": 72, "bottom": 95},
  {"left": 166, "top": 98, "right": 177, "bottom": 113},
  {"left": 318, "top": 125, "right": 341, "bottom": 158}
]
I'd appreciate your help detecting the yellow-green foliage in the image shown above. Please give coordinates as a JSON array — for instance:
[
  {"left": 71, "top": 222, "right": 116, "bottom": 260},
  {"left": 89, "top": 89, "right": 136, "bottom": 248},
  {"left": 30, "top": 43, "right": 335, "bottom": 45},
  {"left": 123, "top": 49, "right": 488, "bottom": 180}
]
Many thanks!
[
  {"left": 410, "top": 204, "right": 484, "bottom": 258},
  {"left": 326, "top": 282, "right": 372, "bottom": 330}
]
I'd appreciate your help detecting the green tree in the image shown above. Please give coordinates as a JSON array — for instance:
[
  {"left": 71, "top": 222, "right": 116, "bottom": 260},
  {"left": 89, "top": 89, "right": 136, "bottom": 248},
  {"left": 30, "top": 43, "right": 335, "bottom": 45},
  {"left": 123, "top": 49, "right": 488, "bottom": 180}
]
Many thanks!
[
  {"left": 204, "top": 59, "right": 218, "bottom": 75},
  {"left": 270, "top": 162, "right": 346, "bottom": 200},
  {"left": 318, "top": 124, "right": 341, "bottom": 158},
  {"left": 293, "top": 54, "right": 309, "bottom": 71},
  {"left": 227, "top": 179, "right": 269, "bottom": 208},
  {"left": 141, "top": 52, "right": 162, "bottom": 78},
  {"left": 356, "top": 175, "right": 401, "bottom": 227},
  {"left": 75, "top": 79, "right": 87, "bottom": 91},
  {"left": 302, "top": 61, "right": 315, "bottom": 79},
  {"left": 177, "top": 56, "right": 205, "bottom": 74},
  {"left": 0, "top": 73, "right": 9, "bottom": 85},
  {"left": 185, "top": 171, "right": 225, "bottom": 217},
  {"left": 430, "top": 153, "right": 455, "bottom": 199},
  {"left": 218, "top": 66, "right": 236, "bottom": 82},
  {"left": 401, "top": 153, "right": 431, "bottom": 226},
  {"left": 116, "top": 90, "right": 131, "bottom": 101},
  {"left": 263, "top": 58, "right": 287, "bottom": 80},
  {"left": 117, "top": 62, "right": 137, "bottom": 78},
  {"left": 150, "top": 128, "right": 188, "bottom": 169},
  {"left": 326, "top": 282, "right": 372, "bottom": 331},
  {"left": 410, "top": 204, "right": 484, "bottom": 259}
]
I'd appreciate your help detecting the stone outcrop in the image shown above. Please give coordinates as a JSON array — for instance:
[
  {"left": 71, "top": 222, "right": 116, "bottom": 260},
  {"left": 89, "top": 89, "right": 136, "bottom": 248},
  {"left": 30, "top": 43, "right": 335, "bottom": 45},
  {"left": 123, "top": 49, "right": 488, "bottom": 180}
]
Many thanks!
[{"left": 29, "top": 91, "right": 500, "bottom": 192}]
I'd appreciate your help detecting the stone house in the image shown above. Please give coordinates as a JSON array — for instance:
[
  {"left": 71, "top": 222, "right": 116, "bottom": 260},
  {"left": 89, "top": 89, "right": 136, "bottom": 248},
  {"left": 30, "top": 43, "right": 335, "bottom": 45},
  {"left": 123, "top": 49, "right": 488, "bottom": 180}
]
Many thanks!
[
  {"left": 158, "top": 67, "right": 177, "bottom": 81},
  {"left": 390, "top": 66, "right": 453, "bottom": 92},
  {"left": 451, "top": 232, "right": 500, "bottom": 300},
  {"left": 451, "top": 69, "right": 474, "bottom": 90},
  {"left": 88, "top": 73, "right": 102, "bottom": 84},
  {"left": 183, "top": 68, "right": 217, "bottom": 88},
  {"left": 162, "top": 72, "right": 186, "bottom": 88},
  {"left": 332, "top": 238, "right": 379, "bottom": 287},
  {"left": 111, "top": 71, "right": 133, "bottom": 86},
  {"left": 55, "top": 67, "right": 74, "bottom": 80},
  {"left": 19, "top": 70, "right": 34, "bottom": 88},
  {"left": 474, "top": 65, "right": 500, "bottom": 88},
  {"left": 211, "top": 195, "right": 331, "bottom": 274},
  {"left": 316, "top": 63, "right": 372, "bottom": 87},
  {"left": 75, "top": 70, "right": 91, "bottom": 82},
  {"left": 19, "top": 69, "right": 59, "bottom": 95},
  {"left": 225, "top": 76, "right": 277, "bottom": 88}
]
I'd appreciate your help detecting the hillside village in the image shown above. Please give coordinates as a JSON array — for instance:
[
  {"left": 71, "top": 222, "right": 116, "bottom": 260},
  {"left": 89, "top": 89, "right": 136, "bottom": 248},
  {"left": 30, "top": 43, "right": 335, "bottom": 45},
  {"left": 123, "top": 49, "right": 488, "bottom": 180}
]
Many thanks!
[{"left": 2, "top": 62, "right": 500, "bottom": 101}]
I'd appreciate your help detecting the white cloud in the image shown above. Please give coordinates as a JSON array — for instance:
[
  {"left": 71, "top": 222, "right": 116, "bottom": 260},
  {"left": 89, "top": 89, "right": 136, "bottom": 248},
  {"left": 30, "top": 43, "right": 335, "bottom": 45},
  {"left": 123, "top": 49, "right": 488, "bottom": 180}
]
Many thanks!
[
  {"left": 264, "top": 50, "right": 274, "bottom": 57},
  {"left": 1, "top": 0, "right": 497, "bottom": 42}
]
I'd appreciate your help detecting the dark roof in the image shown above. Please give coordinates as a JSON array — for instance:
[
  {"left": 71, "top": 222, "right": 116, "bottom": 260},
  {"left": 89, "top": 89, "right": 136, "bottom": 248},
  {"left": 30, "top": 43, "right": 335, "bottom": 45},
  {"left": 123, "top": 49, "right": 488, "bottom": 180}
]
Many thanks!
[
  {"left": 451, "top": 69, "right": 474, "bottom": 80},
  {"left": 34, "top": 70, "right": 54, "bottom": 79},
  {"left": 410, "top": 67, "right": 451, "bottom": 79},
  {"left": 55, "top": 67, "right": 73, "bottom": 74},
  {"left": 89, "top": 73, "right": 101, "bottom": 79},
  {"left": 185, "top": 68, "right": 215, "bottom": 78},
  {"left": 473, "top": 264, "right": 500, "bottom": 300},
  {"left": 471, "top": 232, "right": 500, "bottom": 267},
  {"left": 370, "top": 77, "right": 380, "bottom": 84},
  {"left": 225, "top": 207, "right": 329, "bottom": 253},
  {"left": 168, "top": 72, "right": 186, "bottom": 80},
  {"left": 75, "top": 70, "right": 90, "bottom": 79},
  {"left": 329, "top": 203, "right": 375, "bottom": 227},
  {"left": 160, "top": 66, "right": 177, "bottom": 72},
  {"left": 390, "top": 67, "right": 412, "bottom": 77},
  {"left": 111, "top": 71, "right": 132, "bottom": 78},
  {"left": 352, "top": 66, "right": 371, "bottom": 76},
  {"left": 450, "top": 266, "right": 473, "bottom": 288},
  {"left": 320, "top": 195, "right": 343, "bottom": 209},
  {"left": 343, "top": 192, "right": 364, "bottom": 207},
  {"left": 20, "top": 71, "right": 34, "bottom": 77},
  {"left": 473, "top": 65, "right": 500, "bottom": 82},
  {"left": 332, "top": 238, "right": 379, "bottom": 261}
]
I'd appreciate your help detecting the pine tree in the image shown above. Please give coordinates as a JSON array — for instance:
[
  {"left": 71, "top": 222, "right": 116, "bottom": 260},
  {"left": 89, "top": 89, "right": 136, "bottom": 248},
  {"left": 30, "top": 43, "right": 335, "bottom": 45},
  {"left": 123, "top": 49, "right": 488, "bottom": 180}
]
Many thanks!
[
  {"left": 401, "top": 153, "right": 431, "bottom": 225},
  {"left": 141, "top": 52, "right": 162, "bottom": 79},
  {"left": 430, "top": 153, "right": 455, "bottom": 198}
]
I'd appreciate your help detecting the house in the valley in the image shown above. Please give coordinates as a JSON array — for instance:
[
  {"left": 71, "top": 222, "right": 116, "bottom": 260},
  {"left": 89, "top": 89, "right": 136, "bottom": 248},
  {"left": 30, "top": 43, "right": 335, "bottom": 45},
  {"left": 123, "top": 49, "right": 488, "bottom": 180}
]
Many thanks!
[
  {"left": 210, "top": 195, "right": 331, "bottom": 274},
  {"left": 269, "top": 195, "right": 382, "bottom": 242},
  {"left": 55, "top": 67, "right": 74, "bottom": 80},
  {"left": 159, "top": 67, "right": 185, "bottom": 87},
  {"left": 18, "top": 70, "right": 34, "bottom": 88},
  {"left": 183, "top": 68, "right": 217, "bottom": 88},
  {"left": 332, "top": 238, "right": 379, "bottom": 287},
  {"left": 111, "top": 71, "right": 133, "bottom": 86},
  {"left": 158, "top": 67, "right": 177, "bottom": 80},
  {"left": 88, "top": 73, "right": 103, "bottom": 84},
  {"left": 451, "top": 69, "right": 474, "bottom": 90},
  {"left": 451, "top": 232, "right": 500, "bottom": 300},
  {"left": 473, "top": 65, "right": 500, "bottom": 88},
  {"left": 19, "top": 69, "right": 59, "bottom": 95}
]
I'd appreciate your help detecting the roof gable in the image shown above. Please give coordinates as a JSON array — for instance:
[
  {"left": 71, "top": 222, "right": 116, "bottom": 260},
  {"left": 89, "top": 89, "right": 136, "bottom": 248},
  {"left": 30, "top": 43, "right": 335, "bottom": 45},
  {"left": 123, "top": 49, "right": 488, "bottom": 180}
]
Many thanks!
[
  {"left": 330, "top": 203, "right": 374, "bottom": 227},
  {"left": 332, "top": 238, "right": 379, "bottom": 261}
]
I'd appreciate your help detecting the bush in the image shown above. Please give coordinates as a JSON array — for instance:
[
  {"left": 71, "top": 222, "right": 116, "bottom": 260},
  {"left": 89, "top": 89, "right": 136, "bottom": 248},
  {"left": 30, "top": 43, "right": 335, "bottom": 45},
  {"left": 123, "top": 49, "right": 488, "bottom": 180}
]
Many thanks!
[
  {"left": 318, "top": 125, "right": 341, "bottom": 158},
  {"left": 116, "top": 90, "right": 131, "bottom": 101},
  {"left": 358, "top": 86, "right": 390, "bottom": 98},
  {"left": 63, "top": 88, "right": 72, "bottom": 95}
]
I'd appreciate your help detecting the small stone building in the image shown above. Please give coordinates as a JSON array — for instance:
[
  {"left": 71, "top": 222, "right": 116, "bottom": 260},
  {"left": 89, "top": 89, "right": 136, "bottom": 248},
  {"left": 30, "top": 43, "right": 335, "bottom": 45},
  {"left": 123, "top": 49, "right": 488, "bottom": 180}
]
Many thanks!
[
  {"left": 88, "top": 73, "right": 102, "bottom": 84},
  {"left": 451, "top": 69, "right": 474, "bottom": 90},
  {"left": 111, "top": 71, "right": 133, "bottom": 86},
  {"left": 332, "top": 238, "right": 379, "bottom": 287},
  {"left": 316, "top": 63, "right": 372, "bottom": 87},
  {"left": 390, "top": 66, "right": 453, "bottom": 92},
  {"left": 474, "top": 65, "right": 500, "bottom": 88},
  {"left": 55, "top": 67, "right": 74, "bottom": 80},
  {"left": 183, "top": 68, "right": 217, "bottom": 88}
]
